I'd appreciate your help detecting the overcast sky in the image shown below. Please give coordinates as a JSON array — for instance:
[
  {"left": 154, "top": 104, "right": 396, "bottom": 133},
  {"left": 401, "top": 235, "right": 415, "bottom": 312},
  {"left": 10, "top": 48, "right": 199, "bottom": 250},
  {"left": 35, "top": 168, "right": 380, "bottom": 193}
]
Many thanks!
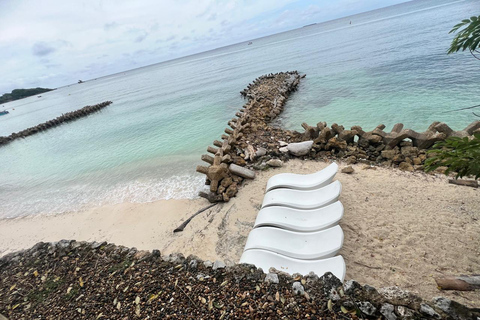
[{"left": 0, "top": 0, "right": 409, "bottom": 93}]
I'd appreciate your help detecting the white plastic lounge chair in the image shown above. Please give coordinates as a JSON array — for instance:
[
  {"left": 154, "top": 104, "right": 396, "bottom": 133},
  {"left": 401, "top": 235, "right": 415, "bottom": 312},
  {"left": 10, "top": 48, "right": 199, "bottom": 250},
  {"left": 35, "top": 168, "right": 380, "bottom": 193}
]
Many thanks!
[
  {"left": 262, "top": 180, "right": 342, "bottom": 210},
  {"left": 243, "top": 225, "right": 344, "bottom": 260},
  {"left": 266, "top": 162, "right": 338, "bottom": 192},
  {"left": 254, "top": 201, "right": 344, "bottom": 232},
  {"left": 240, "top": 249, "right": 346, "bottom": 281}
]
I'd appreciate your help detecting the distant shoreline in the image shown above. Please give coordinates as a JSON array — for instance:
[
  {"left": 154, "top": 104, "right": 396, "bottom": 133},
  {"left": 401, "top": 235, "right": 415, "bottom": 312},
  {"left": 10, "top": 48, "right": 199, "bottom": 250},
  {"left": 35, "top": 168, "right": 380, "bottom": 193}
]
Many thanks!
[{"left": 0, "top": 87, "right": 54, "bottom": 104}]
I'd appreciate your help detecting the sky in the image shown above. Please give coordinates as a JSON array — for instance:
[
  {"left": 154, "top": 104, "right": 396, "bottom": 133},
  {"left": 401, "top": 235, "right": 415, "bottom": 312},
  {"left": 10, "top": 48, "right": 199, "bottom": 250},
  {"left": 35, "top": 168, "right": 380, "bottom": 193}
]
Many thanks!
[{"left": 0, "top": 0, "right": 409, "bottom": 94}]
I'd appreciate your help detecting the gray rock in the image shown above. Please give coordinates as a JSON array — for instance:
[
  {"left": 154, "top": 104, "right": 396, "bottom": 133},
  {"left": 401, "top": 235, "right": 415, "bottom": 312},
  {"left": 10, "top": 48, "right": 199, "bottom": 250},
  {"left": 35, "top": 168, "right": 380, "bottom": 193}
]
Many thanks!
[
  {"left": 188, "top": 259, "right": 198, "bottom": 270},
  {"left": 56, "top": 239, "right": 71, "bottom": 249},
  {"left": 279, "top": 146, "right": 289, "bottom": 153},
  {"left": 433, "top": 296, "right": 474, "bottom": 320},
  {"left": 396, "top": 306, "right": 415, "bottom": 318},
  {"left": 318, "top": 272, "right": 343, "bottom": 297},
  {"left": 164, "top": 252, "right": 185, "bottom": 264},
  {"left": 266, "top": 159, "right": 283, "bottom": 167},
  {"left": 379, "top": 286, "right": 422, "bottom": 310},
  {"left": 255, "top": 147, "right": 267, "bottom": 158},
  {"left": 341, "top": 166, "right": 354, "bottom": 174},
  {"left": 287, "top": 140, "right": 313, "bottom": 156},
  {"left": 264, "top": 273, "right": 279, "bottom": 284},
  {"left": 420, "top": 303, "right": 441, "bottom": 319},
  {"left": 358, "top": 301, "right": 377, "bottom": 316},
  {"left": 212, "top": 260, "right": 226, "bottom": 270},
  {"left": 292, "top": 282, "right": 305, "bottom": 295},
  {"left": 278, "top": 140, "right": 288, "bottom": 147},
  {"left": 380, "top": 303, "right": 397, "bottom": 320},
  {"left": 91, "top": 241, "right": 106, "bottom": 249},
  {"left": 229, "top": 164, "right": 255, "bottom": 179},
  {"left": 343, "top": 280, "right": 362, "bottom": 295},
  {"left": 0, "top": 313, "right": 8, "bottom": 320},
  {"left": 203, "top": 260, "right": 213, "bottom": 268}
]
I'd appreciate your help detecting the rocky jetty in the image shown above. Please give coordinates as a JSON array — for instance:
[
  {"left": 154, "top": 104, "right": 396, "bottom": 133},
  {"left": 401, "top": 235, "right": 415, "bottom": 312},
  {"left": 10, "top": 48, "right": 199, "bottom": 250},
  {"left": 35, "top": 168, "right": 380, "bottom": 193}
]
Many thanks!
[
  {"left": 1, "top": 241, "right": 478, "bottom": 319},
  {"left": 0, "top": 101, "right": 112, "bottom": 147},
  {"left": 197, "top": 71, "right": 480, "bottom": 202},
  {"left": 196, "top": 71, "right": 304, "bottom": 202}
]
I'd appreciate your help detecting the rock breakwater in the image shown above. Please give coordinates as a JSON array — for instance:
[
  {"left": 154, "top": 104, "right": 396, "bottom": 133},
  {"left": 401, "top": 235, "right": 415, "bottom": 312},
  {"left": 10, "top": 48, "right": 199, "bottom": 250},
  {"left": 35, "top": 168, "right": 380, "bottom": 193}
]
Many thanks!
[
  {"left": 0, "top": 101, "right": 112, "bottom": 147},
  {"left": 1, "top": 240, "right": 477, "bottom": 319},
  {"left": 197, "top": 71, "right": 480, "bottom": 202}
]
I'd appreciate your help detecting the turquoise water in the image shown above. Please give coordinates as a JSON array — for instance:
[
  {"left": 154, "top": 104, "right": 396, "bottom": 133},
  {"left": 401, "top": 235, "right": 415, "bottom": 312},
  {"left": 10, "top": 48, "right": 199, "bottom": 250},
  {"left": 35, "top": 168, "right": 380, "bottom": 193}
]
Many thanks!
[{"left": 1, "top": 0, "right": 479, "bottom": 218}]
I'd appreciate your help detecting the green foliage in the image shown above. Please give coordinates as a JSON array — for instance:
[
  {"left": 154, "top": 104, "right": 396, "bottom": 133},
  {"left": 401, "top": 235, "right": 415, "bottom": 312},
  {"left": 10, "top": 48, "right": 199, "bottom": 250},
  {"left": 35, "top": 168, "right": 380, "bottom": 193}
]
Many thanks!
[
  {"left": 424, "top": 133, "right": 480, "bottom": 179},
  {"left": 0, "top": 87, "right": 53, "bottom": 104},
  {"left": 448, "top": 15, "right": 480, "bottom": 57}
]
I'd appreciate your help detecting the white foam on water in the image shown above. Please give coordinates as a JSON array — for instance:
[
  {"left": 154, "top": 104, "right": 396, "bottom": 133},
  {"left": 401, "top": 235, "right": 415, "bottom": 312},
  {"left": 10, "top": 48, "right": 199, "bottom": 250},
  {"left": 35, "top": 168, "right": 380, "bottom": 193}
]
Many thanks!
[{"left": 0, "top": 174, "right": 205, "bottom": 219}]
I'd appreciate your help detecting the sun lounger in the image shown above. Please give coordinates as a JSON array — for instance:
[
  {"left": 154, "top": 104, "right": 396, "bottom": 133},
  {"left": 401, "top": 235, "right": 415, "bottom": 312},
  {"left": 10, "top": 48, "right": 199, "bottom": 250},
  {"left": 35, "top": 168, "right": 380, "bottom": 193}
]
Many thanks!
[
  {"left": 265, "top": 162, "right": 338, "bottom": 192},
  {"left": 243, "top": 225, "right": 344, "bottom": 260},
  {"left": 240, "top": 249, "right": 346, "bottom": 281},
  {"left": 254, "top": 201, "right": 344, "bottom": 232},
  {"left": 262, "top": 180, "right": 342, "bottom": 210}
]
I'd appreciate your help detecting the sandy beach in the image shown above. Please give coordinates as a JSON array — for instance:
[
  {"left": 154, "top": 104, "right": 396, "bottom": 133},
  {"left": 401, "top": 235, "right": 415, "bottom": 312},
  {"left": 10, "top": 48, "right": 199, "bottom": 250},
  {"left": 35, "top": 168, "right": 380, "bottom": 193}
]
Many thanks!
[{"left": 1, "top": 159, "right": 479, "bottom": 307}]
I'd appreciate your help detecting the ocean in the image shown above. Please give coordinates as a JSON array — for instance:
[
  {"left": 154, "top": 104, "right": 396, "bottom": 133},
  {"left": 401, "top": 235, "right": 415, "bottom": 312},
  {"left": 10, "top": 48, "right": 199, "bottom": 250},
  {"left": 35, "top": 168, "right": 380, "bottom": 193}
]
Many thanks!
[{"left": 0, "top": 0, "right": 479, "bottom": 218}]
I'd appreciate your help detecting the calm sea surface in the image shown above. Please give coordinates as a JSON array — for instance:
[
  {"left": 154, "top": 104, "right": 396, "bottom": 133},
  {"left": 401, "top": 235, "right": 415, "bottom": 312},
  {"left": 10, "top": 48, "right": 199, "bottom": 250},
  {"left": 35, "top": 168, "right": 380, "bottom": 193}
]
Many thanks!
[{"left": 1, "top": 0, "right": 479, "bottom": 218}]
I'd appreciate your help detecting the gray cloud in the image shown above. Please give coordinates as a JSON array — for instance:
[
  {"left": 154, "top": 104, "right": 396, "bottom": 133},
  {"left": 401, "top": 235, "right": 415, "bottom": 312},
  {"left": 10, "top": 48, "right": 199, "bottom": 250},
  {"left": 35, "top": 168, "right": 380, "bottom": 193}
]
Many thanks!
[
  {"left": 134, "top": 33, "right": 148, "bottom": 43},
  {"left": 32, "top": 42, "right": 56, "bottom": 56},
  {"left": 104, "top": 22, "right": 118, "bottom": 31}
]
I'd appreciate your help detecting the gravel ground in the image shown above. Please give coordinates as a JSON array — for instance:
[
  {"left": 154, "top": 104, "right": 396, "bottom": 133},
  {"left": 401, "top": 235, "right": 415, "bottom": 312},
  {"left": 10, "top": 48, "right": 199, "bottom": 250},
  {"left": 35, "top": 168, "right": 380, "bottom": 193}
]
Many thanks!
[{"left": 1, "top": 241, "right": 478, "bottom": 319}]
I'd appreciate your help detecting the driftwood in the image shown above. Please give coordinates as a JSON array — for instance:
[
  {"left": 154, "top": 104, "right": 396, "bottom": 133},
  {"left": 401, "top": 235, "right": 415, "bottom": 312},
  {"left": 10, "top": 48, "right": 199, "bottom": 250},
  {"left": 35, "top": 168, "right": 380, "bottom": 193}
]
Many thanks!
[
  {"left": 435, "top": 275, "right": 480, "bottom": 291},
  {"left": 448, "top": 179, "right": 478, "bottom": 188},
  {"left": 173, "top": 203, "right": 218, "bottom": 233}
]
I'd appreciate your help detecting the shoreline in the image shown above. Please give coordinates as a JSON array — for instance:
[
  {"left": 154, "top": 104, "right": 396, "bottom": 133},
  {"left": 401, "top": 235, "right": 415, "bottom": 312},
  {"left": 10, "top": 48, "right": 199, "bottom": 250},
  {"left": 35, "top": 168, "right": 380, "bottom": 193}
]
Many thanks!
[{"left": 1, "top": 159, "right": 479, "bottom": 307}]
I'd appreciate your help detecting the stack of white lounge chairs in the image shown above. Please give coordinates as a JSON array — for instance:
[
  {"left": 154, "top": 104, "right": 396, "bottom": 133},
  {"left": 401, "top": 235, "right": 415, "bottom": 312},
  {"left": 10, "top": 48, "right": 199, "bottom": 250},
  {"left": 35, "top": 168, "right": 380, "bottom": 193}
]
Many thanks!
[{"left": 239, "top": 162, "right": 346, "bottom": 281}]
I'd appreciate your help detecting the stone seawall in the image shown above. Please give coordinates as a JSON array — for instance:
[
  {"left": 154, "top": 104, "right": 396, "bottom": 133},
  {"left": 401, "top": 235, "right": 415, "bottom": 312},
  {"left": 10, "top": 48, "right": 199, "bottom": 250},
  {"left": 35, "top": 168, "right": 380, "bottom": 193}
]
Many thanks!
[
  {"left": 197, "top": 71, "right": 480, "bottom": 202},
  {"left": 0, "top": 101, "right": 112, "bottom": 147}
]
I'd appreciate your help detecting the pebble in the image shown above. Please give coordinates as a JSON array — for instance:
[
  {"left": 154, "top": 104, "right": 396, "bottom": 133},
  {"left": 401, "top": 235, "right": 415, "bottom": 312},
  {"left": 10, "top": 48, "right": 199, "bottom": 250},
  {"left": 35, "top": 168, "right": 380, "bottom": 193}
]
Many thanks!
[
  {"left": 266, "top": 159, "right": 283, "bottom": 167},
  {"left": 292, "top": 282, "right": 305, "bottom": 295},
  {"left": 264, "top": 273, "right": 279, "bottom": 284},
  {"left": 341, "top": 166, "right": 354, "bottom": 174},
  {"left": 212, "top": 260, "right": 226, "bottom": 270}
]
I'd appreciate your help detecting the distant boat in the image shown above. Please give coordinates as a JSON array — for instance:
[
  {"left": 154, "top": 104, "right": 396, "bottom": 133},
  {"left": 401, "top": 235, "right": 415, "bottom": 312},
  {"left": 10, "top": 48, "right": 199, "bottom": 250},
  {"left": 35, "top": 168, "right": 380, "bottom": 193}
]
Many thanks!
[
  {"left": 78, "top": 80, "right": 84, "bottom": 84},
  {"left": 248, "top": 41, "right": 253, "bottom": 45},
  {"left": 0, "top": 110, "right": 9, "bottom": 116}
]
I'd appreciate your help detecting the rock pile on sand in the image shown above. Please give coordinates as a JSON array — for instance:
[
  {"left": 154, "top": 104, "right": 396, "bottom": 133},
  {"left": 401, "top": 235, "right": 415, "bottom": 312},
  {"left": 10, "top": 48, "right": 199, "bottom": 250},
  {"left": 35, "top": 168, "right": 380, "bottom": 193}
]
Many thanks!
[{"left": 1, "top": 240, "right": 478, "bottom": 319}]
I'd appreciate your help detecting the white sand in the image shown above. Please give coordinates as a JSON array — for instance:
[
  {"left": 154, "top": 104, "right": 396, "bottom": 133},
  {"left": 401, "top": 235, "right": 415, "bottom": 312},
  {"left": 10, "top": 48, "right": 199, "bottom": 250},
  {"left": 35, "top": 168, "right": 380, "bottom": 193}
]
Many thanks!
[{"left": 1, "top": 159, "right": 479, "bottom": 307}]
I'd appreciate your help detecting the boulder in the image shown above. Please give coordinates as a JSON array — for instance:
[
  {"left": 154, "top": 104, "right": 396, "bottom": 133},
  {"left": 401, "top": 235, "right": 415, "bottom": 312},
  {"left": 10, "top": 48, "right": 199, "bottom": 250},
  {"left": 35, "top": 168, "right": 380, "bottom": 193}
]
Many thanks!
[
  {"left": 287, "top": 140, "right": 313, "bottom": 156},
  {"left": 399, "top": 162, "right": 414, "bottom": 172},
  {"left": 381, "top": 149, "right": 397, "bottom": 160}
]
